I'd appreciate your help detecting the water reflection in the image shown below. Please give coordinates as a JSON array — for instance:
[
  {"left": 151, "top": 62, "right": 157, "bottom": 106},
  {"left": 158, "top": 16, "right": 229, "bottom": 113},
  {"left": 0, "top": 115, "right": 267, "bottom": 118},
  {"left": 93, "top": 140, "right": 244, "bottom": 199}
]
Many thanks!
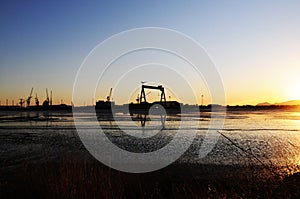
[
  {"left": 133, "top": 113, "right": 166, "bottom": 129},
  {"left": 0, "top": 110, "right": 74, "bottom": 127},
  {"left": 1, "top": 109, "right": 300, "bottom": 175}
]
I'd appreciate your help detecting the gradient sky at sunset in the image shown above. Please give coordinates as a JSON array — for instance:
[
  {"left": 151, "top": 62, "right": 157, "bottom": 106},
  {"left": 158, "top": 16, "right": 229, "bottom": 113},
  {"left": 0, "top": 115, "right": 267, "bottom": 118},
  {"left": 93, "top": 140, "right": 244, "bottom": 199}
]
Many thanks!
[{"left": 1, "top": 1, "right": 300, "bottom": 105}]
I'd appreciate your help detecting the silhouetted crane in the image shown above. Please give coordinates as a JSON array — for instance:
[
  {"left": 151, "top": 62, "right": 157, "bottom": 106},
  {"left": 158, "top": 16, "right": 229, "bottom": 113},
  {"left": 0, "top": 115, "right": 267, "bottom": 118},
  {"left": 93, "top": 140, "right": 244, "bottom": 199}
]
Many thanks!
[
  {"left": 43, "top": 89, "right": 50, "bottom": 107},
  {"left": 26, "top": 87, "right": 33, "bottom": 107},
  {"left": 106, "top": 88, "right": 112, "bottom": 102},
  {"left": 136, "top": 92, "right": 151, "bottom": 103},
  {"left": 19, "top": 98, "right": 25, "bottom": 108},
  {"left": 50, "top": 90, "right": 52, "bottom": 106},
  {"left": 140, "top": 84, "right": 166, "bottom": 103},
  {"left": 35, "top": 93, "right": 39, "bottom": 106}
]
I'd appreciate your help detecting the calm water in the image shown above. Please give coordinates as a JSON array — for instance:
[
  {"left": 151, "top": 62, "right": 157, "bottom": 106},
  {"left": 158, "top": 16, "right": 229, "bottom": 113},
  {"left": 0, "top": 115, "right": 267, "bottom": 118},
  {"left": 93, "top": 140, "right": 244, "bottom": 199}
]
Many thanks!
[{"left": 1, "top": 109, "right": 300, "bottom": 175}]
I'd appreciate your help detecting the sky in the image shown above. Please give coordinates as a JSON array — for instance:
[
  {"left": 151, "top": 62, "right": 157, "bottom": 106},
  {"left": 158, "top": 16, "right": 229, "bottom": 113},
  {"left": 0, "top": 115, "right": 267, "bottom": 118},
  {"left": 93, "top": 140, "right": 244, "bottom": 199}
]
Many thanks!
[{"left": 1, "top": 0, "right": 300, "bottom": 106}]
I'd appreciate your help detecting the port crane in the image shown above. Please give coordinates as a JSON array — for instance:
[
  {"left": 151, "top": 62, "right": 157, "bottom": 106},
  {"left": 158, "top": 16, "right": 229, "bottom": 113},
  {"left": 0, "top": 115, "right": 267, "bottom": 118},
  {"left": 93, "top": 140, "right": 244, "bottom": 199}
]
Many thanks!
[
  {"left": 50, "top": 90, "right": 52, "bottom": 106},
  {"left": 106, "top": 88, "right": 112, "bottom": 102},
  {"left": 136, "top": 92, "right": 151, "bottom": 103},
  {"left": 19, "top": 98, "right": 25, "bottom": 108},
  {"left": 42, "top": 89, "right": 50, "bottom": 107},
  {"left": 139, "top": 84, "right": 166, "bottom": 103},
  {"left": 26, "top": 87, "right": 34, "bottom": 107},
  {"left": 35, "top": 93, "right": 39, "bottom": 106}
]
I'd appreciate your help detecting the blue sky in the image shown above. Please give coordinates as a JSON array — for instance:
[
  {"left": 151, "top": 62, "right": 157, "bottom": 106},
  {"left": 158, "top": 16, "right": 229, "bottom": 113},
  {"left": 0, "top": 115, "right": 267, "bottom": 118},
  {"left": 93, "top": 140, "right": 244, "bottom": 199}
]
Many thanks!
[{"left": 1, "top": 1, "right": 300, "bottom": 105}]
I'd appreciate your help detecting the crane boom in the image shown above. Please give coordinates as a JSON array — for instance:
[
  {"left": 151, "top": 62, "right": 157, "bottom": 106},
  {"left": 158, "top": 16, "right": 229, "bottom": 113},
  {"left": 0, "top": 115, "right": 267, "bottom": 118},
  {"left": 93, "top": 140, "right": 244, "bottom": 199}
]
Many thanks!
[
  {"left": 43, "top": 89, "right": 50, "bottom": 107},
  {"left": 26, "top": 87, "right": 34, "bottom": 107},
  {"left": 29, "top": 87, "right": 33, "bottom": 98},
  {"left": 50, "top": 90, "right": 52, "bottom": 105},
  {"left": 46, "top": 89, "right": 49, "bottom": 101},
  {"left": 107, "top": 88, "right": 112, "bottom": 102}
]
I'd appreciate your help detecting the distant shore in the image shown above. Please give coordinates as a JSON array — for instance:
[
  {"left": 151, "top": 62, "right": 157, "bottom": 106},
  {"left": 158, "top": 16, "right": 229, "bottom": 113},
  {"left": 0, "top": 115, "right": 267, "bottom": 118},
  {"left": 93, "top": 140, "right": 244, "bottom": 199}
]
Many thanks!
[{"left": 0, "top": 104, "right": 299, "bottom": 112}]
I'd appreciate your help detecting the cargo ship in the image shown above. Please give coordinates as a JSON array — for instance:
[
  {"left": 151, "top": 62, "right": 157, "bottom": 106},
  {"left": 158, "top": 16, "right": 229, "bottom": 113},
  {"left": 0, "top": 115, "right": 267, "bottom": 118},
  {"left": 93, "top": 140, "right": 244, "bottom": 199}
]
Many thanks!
[{"left": 128, "top": 101, "right": 181, "bottom": 115}]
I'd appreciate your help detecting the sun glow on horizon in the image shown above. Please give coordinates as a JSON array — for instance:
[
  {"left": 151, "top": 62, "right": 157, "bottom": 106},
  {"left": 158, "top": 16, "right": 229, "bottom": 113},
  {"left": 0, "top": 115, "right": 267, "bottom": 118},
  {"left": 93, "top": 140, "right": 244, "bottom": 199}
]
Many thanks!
[{"left": 285, "top": 79, "right": 300, "bottom": 101}]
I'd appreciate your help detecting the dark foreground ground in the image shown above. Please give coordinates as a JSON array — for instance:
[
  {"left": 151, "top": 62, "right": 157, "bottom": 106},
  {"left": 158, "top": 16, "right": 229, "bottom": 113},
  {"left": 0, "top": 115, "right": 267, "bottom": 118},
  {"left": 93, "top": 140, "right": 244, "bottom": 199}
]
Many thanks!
[{"left": 1, "top": 129, "right": 300, "bottom": 198}]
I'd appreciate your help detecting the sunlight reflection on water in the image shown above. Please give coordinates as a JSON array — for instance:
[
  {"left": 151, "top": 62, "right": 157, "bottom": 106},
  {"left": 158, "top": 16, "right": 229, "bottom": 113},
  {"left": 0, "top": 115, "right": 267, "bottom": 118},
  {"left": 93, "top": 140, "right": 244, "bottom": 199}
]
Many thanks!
[{"left": 1, "top": 110, "right": 300, "bottom": 175}]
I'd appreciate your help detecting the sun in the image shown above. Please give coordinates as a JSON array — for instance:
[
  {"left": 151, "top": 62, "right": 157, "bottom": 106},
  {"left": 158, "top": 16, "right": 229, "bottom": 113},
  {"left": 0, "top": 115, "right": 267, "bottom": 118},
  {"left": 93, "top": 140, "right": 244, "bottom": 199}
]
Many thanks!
[{"left": 286, "top": 79, "right": 300, "bottom": 100}]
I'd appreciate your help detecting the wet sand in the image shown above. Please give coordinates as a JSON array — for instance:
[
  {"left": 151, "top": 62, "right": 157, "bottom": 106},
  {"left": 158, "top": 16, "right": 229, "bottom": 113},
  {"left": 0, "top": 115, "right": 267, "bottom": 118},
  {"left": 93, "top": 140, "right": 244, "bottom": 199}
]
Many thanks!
[
  {"left": 1, "top": 128, "right": 300, "bottom": 198},
  {"left": 1, "top": 110, "right": 300, "bottom": 198}
]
